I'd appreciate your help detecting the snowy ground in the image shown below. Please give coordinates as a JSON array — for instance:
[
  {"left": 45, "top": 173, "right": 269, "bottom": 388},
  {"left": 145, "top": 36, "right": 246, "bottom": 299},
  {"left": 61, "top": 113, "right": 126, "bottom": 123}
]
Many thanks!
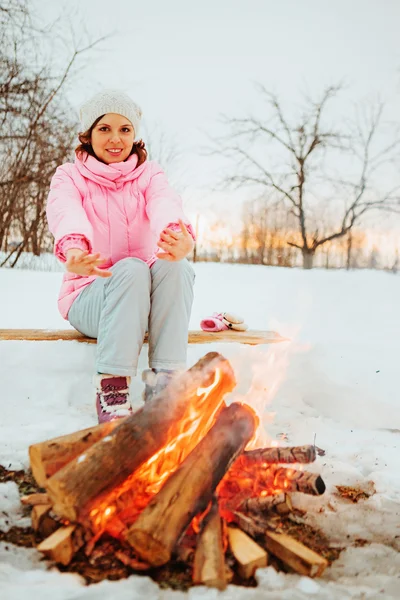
[{"left": 1, "top": 262, "right": 400, "bottom": 599}]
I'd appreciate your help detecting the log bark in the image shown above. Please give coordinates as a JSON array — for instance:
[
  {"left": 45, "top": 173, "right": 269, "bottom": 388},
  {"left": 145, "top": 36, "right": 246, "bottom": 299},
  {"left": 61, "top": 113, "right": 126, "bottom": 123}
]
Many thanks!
[
  {"left": 45, "top": 353, "right": 235, "bottom": 523},
  {"left": 29, "top": 421, "right": 124, "bottom": 487},
  {"left": 126, "top": 403, "right": 257, "bottom": 566},
  {"left": 239, "top": 493, "right": 286, "bottom": 514},
  {"left": 241, "top": 445, "right": 316, "bottom": 465},
  {"left": 193, "top": 498, "right": 227, "bottom": 590},
  {"left": 230, "top": 511, "right": 269, "bottom": 538}
]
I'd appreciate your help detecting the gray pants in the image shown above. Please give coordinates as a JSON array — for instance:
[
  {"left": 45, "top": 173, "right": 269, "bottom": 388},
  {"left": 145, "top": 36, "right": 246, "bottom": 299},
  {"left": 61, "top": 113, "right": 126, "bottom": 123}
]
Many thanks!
[{"left": 68, "top": 257, "right": 195, "bottom": 376}]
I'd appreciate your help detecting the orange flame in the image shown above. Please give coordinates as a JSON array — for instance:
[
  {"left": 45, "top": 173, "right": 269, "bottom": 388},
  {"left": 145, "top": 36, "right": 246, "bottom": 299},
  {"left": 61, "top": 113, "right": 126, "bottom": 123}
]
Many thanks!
[
  {"left": 132, "top": 367, "right": 223, "bottom": 494},
  {"left": 90, "top": 366, "right": 225, "bottom": 531}
]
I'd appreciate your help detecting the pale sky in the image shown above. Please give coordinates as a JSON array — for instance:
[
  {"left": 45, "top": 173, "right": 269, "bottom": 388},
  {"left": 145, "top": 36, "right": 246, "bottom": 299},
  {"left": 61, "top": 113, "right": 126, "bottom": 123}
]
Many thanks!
[{"left": 36, "top": 0, "right": 400, "bottom": 229}]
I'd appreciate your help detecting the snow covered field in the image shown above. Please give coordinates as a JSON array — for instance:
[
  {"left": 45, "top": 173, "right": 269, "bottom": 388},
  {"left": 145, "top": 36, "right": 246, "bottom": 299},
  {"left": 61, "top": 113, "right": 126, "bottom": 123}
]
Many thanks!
[{"left": 1, "top": 263, "right": 399, "bottom": 599}]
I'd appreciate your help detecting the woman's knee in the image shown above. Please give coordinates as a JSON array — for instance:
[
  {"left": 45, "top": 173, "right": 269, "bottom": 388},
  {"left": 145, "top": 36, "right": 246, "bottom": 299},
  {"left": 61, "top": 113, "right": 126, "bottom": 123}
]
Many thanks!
[
  {"left": 154, "top": 259, "right": 195, "bottom": 282},
  {"left": 111, "top": 257, "right": 150, "bottom": 283}
]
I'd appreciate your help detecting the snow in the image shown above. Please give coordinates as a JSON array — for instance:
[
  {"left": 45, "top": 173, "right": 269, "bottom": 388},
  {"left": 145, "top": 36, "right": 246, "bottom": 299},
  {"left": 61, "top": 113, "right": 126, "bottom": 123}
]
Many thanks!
[{"left": 1, "top": 262, "right": 399, "bottom": 599}]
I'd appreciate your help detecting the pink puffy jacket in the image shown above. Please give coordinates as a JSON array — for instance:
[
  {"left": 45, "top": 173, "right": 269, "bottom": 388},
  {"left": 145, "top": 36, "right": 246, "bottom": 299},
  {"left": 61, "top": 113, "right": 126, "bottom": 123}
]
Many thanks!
[{"left": 46, "top": 152, "right": 194, "bottom": 319}]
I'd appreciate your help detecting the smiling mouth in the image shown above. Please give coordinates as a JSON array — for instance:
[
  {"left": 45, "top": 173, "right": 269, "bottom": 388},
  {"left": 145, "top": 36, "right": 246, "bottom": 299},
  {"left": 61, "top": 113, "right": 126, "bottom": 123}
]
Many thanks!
[{"left": 106, "top": 149, "right": 123, "bottom": 154}]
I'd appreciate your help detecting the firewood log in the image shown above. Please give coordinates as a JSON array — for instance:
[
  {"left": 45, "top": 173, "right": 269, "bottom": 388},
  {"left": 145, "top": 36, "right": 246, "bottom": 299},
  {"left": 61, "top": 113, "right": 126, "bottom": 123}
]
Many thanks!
[
  {"left": 230, "top": 511, "right": 269, "bottom": 538},
  {"left": 21, "top": 493, "right": 51, "bottom": 506},
  {"left": 227, "top": 526, "right": 268, "bottom": 578},
  {"left": 239, "top": 493, "right": 286, "bottom": 514},
  {"left": 242, "top": 444, "right": 316, "bottom": 465},
  {"left": 269, "top": 467, "right": 325, "bottom": 495},
  {"left": 45, "top": 353, "right": 235, "bottom": 523},
  {"left": 31, "top": 504, "right": 61, "bottom": 539},
  {"left": 264, "top": 531, "right": 328, "bottom": 577},
  {"left": 224, "top": 465, "right": 326, "bottom": 496},
  {"left": 193, "top": 497, "right": 227, "bottom": 590},
  {"left": 126, "top": 403, "right": 257, "bottom": 566},
  {"left": 37, "top": 525, "right": 85, "bottom": 565},
  {"left": 29, "top": 421, "right": 124, "bottom": 487}
]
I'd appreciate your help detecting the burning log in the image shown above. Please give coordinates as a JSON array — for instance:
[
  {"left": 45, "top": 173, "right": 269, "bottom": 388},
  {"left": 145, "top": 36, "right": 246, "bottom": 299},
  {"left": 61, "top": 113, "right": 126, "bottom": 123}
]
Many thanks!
[
  {"left": 268, "top": 467, "right": 325, "bottom": 495},
  {"left": 227, "top": 526, "right": 268, "bottom": 578},
  {"left": 29, "top": 421, "right": 124, "bottom": 487},
  {"left": 193, "top": 498, "right": 227, "bottom": 590},
  {"left": 45, "top": 353, "right": 235, "bottom": 523},
  {"left": 264, "top": 531, "right": 328, "bottom": 577},
  {"left": 242, "top": 444, "right": 316, "bottom": 465},
  {"left": 224, "top": 465, "right": 325, "bottom": 497},
  {"left": 239, "top": 493, "right": 287, "bottom": 514},
  {"left": 126, "top": 402, "right": 257, "bottom": 566}
]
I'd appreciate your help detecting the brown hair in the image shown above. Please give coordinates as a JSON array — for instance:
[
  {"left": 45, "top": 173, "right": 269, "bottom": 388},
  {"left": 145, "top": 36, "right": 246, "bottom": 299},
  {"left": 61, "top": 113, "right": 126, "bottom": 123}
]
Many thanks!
[{"left": 75, "top": 114, "right": 147, "bottom": 166}]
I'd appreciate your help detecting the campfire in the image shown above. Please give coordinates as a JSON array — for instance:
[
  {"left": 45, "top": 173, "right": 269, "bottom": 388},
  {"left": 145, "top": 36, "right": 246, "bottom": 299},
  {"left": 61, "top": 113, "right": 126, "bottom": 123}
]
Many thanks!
[{"left": 23, "top": 352, "right": 329, "bottom": 589}]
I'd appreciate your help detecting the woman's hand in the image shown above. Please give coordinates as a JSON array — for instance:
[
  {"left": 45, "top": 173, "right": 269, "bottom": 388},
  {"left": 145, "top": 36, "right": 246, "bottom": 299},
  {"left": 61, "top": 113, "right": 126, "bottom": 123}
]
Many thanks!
[
  {"left": 157, "top": 220, "right": 195, "bottom": 261},
  {"left": 66, "top": 249, "right": 112, "bottom": 278}
]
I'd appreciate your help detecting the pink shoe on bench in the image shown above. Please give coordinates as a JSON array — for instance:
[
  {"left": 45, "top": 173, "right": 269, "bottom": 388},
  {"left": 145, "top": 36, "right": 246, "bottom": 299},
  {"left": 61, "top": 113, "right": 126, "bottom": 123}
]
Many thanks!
[
  {"left": 200, "top": 312, "right": 229, "bottom": 332},
  {"left": 95, "top": 374, "right": 133, "bottom": 424},
  {"left": 200, "top": 312, "right": 248, "bottom": 332}
]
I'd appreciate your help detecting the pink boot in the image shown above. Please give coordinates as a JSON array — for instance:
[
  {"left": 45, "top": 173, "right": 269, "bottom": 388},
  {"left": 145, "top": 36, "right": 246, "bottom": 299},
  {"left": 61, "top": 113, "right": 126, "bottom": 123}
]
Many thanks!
[{"left": 95, "top": 374, "right": 133, "bottom": 424}]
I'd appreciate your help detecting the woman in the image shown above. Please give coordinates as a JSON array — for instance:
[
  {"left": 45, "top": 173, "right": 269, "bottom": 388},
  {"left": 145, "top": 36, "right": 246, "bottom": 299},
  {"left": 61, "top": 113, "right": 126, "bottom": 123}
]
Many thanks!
[{"left": 46, "top": 89, "right": 195, "bottom": 423}]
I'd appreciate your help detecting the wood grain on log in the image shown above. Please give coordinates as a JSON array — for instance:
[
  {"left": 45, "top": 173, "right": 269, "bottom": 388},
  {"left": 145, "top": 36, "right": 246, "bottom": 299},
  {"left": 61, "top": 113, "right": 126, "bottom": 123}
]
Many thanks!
[
  {"left": 45, "top": 353, "right": 235, "bottom": 523},
  {"left": 37, "top": 525, "right": 85, "bottom": 565},
  {"left": 193, "top": 498, "right": 227, "bottom": 590},
  {"left": 29, "top": 421, "right": 124, "bottom": 487},
  {"left": 228, "top": 526, "right": 268, "bottom": 578},
  {"left": 126, "top": 403, "right": 257, "bottom": 566},
  {"left": 264, "top": 531, "right": 328, "bottom": 577},
  {"left": 0, "top": 328, "right": 286, "bottom": 345}
]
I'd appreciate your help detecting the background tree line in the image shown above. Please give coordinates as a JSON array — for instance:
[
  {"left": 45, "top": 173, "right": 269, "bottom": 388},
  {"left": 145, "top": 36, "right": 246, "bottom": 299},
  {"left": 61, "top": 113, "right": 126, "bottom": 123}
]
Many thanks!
[
  {"left": 1, "top": 0, "right": 399, "bottom": 270},
  {"left": 0, "top": 0, "right": 101, "bottom": 267}
]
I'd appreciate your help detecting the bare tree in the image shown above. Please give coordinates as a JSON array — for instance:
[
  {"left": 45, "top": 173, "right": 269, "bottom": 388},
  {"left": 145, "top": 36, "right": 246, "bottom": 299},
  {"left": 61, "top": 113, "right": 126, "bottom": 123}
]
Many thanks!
[
  {"left": 211, "top": 85, "right": 400, "bottom": 268},
  {"left": 0, "top": 0, "right": 107, "bottom": 267}
]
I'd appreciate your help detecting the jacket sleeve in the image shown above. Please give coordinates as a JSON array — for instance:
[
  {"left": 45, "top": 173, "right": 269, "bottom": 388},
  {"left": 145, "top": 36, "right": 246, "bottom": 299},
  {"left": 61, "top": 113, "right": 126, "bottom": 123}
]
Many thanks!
[
  {"left": 144, "top": 163, "right": 195, "bottom": 239},
  {"left": 46, "top": 165, "right": 94, "bottom": 262}
]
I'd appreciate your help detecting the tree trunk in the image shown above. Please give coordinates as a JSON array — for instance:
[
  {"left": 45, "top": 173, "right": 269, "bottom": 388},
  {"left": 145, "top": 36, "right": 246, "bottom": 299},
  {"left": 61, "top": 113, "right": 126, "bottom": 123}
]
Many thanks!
[
  {"left": 346, "top": 231, "right": 352, "bottom": 270},
  {"left": 302, "top": 249, "right": 315, "bottom": 269}
]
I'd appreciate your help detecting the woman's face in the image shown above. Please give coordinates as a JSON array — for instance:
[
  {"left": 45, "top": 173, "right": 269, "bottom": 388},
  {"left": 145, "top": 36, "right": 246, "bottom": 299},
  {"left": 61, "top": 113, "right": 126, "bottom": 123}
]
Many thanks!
[{"left": 91, "top": 113, "right": 135, "bottom": 164}]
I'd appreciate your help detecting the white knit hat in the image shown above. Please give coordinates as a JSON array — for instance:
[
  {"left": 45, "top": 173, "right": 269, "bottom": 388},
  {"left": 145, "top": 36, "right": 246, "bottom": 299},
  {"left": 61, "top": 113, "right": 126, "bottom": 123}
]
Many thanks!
[{"left": 79, "top": 89, "right": 142, "bottom": 138}]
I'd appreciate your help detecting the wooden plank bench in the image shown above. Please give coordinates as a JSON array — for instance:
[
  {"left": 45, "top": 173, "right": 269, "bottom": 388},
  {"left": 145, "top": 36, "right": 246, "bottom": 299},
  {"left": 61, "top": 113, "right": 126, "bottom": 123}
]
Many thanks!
[{"left": 0, "top": 329, "right": 286, "bottom": 346}]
